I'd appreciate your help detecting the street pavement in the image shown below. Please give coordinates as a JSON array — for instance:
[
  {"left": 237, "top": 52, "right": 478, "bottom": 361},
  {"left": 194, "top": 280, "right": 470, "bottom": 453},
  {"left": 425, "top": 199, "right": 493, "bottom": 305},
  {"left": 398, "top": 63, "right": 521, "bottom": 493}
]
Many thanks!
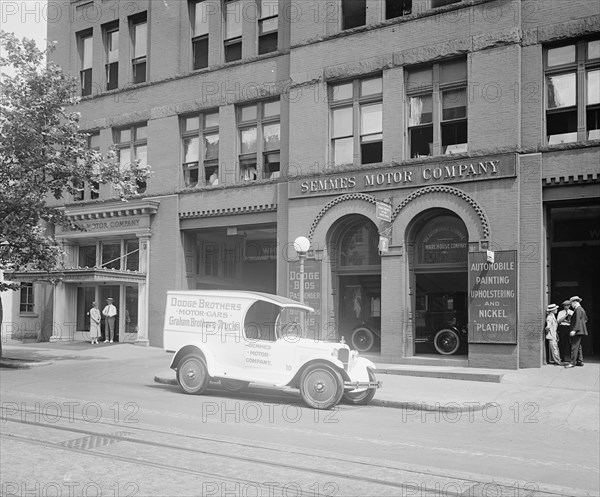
[{"left": 1, "top": 341, "right": 598, "bottom": 423}]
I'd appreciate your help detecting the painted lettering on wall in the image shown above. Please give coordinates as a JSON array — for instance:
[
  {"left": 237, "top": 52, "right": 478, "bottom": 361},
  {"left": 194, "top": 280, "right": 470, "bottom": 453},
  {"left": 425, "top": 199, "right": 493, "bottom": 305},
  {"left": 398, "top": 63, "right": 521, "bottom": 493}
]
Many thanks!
[{"left": 292, "top": 155, "right": 516, "bottom": 198}]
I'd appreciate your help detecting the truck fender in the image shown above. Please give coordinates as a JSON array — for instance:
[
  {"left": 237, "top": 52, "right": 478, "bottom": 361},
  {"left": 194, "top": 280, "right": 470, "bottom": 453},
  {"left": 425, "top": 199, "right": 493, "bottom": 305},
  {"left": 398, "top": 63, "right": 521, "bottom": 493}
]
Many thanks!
[
  {"left": 170, "top": 344, "right": 217, "bottom": 377},
  {"left": 347, "top": 356, "right": 376, "bottom": 383}
]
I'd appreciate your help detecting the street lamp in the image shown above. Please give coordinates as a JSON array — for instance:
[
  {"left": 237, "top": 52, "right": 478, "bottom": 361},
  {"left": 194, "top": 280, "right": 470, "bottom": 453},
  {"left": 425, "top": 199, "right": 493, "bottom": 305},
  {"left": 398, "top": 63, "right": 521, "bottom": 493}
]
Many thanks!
[{"left": 293, "top": 236, "right": 310, "bottom": 304}]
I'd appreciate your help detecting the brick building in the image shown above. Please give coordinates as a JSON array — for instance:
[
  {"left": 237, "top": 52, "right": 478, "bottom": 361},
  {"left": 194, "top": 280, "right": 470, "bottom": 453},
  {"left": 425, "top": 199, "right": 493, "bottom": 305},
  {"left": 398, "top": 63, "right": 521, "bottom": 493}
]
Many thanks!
[{"left": 6, "top": 0, "right": 599, "bottom": 368}]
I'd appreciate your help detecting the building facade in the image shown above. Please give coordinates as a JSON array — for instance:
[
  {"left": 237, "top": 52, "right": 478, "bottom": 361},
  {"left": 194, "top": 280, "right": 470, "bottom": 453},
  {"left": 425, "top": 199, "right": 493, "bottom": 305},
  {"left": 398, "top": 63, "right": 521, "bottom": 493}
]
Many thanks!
[{"left": 5, "top": 0, "right": 599, "bottom": 368}]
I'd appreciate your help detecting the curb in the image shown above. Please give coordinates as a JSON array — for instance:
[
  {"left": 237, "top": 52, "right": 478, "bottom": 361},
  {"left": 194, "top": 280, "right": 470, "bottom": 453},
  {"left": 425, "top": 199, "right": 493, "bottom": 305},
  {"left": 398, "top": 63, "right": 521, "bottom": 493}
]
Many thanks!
[
  {"left": 377, "top": 368, "right": 504, "bottom": 383},
  {"left": 0, "top": 358, "right": 53, "bottom": 369},
  {"left": 153, "top": 375, "right": 494, "bottom": 412}
]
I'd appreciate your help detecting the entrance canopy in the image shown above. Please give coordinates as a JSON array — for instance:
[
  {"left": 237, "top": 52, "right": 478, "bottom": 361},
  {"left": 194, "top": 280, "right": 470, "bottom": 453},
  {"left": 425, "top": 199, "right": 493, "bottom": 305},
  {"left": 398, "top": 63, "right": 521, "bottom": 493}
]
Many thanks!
[{"left": 7, "top": 268, "right": 146, "bottom": 284}]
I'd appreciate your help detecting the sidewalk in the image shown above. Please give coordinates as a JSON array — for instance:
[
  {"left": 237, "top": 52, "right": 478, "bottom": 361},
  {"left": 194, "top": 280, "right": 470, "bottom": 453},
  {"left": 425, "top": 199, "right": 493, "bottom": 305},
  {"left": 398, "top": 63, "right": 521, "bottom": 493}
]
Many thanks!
[{"left": 2, "top": 341, "right": 599, "bottom": 417}]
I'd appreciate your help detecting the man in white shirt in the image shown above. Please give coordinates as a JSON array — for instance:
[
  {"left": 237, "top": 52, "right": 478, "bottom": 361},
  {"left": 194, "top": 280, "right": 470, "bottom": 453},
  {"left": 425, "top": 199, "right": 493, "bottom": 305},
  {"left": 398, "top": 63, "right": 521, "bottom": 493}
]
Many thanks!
[{"left": 102, "top": 297, "right": 117, "bottom": 343}]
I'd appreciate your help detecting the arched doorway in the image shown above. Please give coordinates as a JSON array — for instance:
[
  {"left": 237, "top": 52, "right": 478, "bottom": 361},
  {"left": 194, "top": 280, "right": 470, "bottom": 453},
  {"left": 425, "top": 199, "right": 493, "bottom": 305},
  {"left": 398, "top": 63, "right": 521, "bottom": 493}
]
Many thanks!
[
  {"left": 330, "top": 215, "right": 381, "bottom": 352},
  {"left": 409, "top": 209, "right": 469, "bottom": 356}
]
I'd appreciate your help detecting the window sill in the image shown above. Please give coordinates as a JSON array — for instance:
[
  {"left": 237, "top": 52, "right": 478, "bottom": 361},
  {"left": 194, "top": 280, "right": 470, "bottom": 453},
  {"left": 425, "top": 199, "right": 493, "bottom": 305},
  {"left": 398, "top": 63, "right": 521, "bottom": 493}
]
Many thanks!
[{"left": 18, "top": 312, "right": 38, "bottom": 318}]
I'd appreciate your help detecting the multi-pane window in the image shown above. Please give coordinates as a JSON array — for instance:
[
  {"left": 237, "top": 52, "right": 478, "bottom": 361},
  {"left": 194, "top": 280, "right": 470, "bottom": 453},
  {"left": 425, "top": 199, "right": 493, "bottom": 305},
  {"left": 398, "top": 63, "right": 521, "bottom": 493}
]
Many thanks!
[
  {"left": 78, "top": 29, "right": 93, "bottom": 96},
  {"left": 237, "top": 100, "right": 281, "bottom": 180},
  {"left": 407, "top": 59, "right": 467, "bottom": 158},
  {"left": 74, "top": 132, "right": 100, "bottom": 201},
  {"left": 130, "top": 14, "right": 147, "bottom": 84},
  {"left": 181, "top": 111, "right": 219, "bottom": 187},
  {"left": 342, "top": 0, "right": 366, "bottom": 30},
  {"left": 386, "top": 0, "right": 412, "bottom": 19},
  {"left": 79, "top": 240, "right": 138, "bottom": 270},
  {"left": 330, "top": 76, "right": 383, "bottom": 166},
  {"left": 104, "top": 23, "right": 119, "bottom": 91},
  {"left": 191, "top": 0, "right": 210, "bottom": 70},
  {"left": 114, "top": 123, "right": 147, "bottom": 193},
  {"left": 19, "top": 283, "right": 34, "bottom": 313},
  {"left": 258, "top": 0, "right": 278, "bottom": 55},
  {"left": 224, "top": 0, "right": 242, "bottom": 62},
  {"left": 545, "top": 39, "right": 600, "bottom": 144}
]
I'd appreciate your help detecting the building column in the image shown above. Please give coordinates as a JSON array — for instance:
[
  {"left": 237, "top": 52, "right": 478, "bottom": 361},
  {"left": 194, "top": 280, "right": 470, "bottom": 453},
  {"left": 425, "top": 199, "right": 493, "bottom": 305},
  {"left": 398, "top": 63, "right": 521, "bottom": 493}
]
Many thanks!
[
  {"left": 380, "top": 247, "right": 406, "bottom": 363},
  {"left": 135, "top": 236, "right": 150, "bottom": 346},
  {"left": 49, "top": 281, "right": 71, "bottom": 342}
]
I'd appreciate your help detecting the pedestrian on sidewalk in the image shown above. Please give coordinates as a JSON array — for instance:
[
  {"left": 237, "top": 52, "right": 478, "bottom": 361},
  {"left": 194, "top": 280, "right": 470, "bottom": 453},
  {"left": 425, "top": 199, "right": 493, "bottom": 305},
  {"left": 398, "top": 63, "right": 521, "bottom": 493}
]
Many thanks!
[
  {"left": 544, "top": 304, "right": 561, "bottom": 365},
  {"left": 102, "top": 297, "right": 117, "bottom": 343},
  {"left": 557, "top": 299, "right": 573, "bottom": 363},
  {"left": 565, "top": 296, "right": 587, "bottom": 368},
  {"left": 87, "top": 302, "right": 101, "bottom": 344}
]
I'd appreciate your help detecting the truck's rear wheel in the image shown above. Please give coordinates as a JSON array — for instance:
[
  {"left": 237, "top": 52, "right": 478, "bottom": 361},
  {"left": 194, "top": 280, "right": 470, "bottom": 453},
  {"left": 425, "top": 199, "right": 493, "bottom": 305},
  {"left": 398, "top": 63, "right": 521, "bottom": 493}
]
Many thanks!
[
  {"left": 176, "top": 355, "right": 209, "bottom": 395},
  {"left": 299, "top": 364, "right": 344, "bottom": 410},
  {"left": 343, "top": 369, "right": 377, "bottom": 405}
]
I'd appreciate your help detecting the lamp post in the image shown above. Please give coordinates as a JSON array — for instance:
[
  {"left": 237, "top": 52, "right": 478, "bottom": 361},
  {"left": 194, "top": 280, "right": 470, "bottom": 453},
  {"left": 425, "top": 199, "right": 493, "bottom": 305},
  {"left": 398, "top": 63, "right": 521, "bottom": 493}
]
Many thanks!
[
  {"left": 293, "top": 236, "right": 311, "bottom": 304},
  {"left": 293, "top": 236, "right": 311, "bottom": 336}
]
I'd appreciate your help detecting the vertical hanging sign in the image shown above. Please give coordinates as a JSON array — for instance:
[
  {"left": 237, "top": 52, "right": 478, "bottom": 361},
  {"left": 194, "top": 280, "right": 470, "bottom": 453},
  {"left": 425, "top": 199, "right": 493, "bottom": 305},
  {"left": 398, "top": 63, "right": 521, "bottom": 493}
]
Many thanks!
[
  {"left": 288, "top": 259, "right": 322, "bottom": 337},
  {"left": 468, "top": 250, "right": 518, "bottom": 344}
]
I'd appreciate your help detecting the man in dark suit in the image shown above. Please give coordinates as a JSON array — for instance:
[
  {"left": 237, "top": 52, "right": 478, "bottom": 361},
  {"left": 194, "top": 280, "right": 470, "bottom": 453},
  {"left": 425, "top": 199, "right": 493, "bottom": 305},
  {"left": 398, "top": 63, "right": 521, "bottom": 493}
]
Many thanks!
[{"left": 565, "top": 296, "right": 588, "bottom": 368}]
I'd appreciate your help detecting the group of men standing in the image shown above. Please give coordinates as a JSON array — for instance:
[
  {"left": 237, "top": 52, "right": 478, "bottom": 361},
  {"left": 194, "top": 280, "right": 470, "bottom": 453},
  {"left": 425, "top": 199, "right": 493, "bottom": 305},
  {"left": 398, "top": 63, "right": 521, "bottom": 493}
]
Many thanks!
[{"left": 545, "top": 296, "right": 588, "bottom": 367}]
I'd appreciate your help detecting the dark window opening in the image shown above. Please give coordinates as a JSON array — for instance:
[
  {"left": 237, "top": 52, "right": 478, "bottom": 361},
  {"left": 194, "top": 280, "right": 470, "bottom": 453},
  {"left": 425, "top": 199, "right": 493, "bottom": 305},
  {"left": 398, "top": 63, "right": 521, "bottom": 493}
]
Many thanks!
[
  {"left": 587, "top": 107, "right": 600, "bottom": 140},
  {"left": 240, "top": 158, "right": 258, "bottom": 181},
  {"left": 80, "top": 68, "right": 92, "bottom": 96},
  {"left": 225, "top": 40, "right": 242, "bottom": 62},
  {"left": 193, "top": 36, "right": 209, "bottom": 69},
  {"left": 205, "top": 163, "right": 219, "bottom": 185},
  {"left": 136, "top": 179, "right": 146, "bottom": 194},
  {"left": 259, "top": 32, "right": 278, "bottom": 55},
  {"left": 263, "top": 153, "right": 280, "bottom": 179},
  {"left": 441, "top": 121, "right": 467, "bottom": 153},
  {"left": 361, "top": 141, "right": 382, "bottom": 165},
  {"left": 431, "top": 0, "right": 461, "bottom": 8},
  {"left": 342, "top": 0, "right": 366, "bottom": 30},
  {"left": 183, "top": 163, "right": 199, "bottom": 187},
  {"left": 386, "top": 0, "right": 412, "bottom": 19},
  {"left": 106, "top": 62, "right": 118, "bottom": 90},
  {"left": 547, "top": 110, "right": 577, "bottom": 144},
  {"left": 132, "top": 59, "right": 146, "bottom": 84},
  {"left": 410, "top": 126, "right": 433, "bottom": 158}
]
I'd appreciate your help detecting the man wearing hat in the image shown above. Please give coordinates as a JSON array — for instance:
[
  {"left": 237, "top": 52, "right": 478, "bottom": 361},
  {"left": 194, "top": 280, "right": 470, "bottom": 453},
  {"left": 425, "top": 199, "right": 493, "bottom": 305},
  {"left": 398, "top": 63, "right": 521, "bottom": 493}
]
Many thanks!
[
  {"left": 565, "top": 296, "right": 587, "bottom": 368},
  {"left": 557, "top": 299, "right": 573, "bottom": 363},
  {"left": 544, "top": 304, "right": 561, "bottom": 365},
  {"left": 102, "top": 297, "right": 118, "bottom": 343}
]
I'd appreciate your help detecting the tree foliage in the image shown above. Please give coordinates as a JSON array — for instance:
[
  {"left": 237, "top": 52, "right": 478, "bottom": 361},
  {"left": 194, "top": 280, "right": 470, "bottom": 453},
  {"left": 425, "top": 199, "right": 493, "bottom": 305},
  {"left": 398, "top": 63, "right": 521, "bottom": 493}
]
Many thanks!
[{"left": 0, "top": 33, "right": 151, "bottom": 292}]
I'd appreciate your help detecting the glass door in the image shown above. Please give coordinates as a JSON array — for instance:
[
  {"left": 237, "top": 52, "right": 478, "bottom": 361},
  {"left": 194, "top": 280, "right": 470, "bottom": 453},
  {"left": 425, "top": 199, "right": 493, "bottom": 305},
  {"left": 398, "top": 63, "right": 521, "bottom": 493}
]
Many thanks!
[{"left": 99, "top": 286, "right": 120, "bottom": 341}]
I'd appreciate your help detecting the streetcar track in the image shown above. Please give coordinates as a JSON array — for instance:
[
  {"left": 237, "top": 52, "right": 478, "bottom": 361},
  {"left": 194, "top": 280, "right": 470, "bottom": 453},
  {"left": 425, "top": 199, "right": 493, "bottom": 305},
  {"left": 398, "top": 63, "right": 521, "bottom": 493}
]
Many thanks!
[{"left": 0, "top": 409, "right": 575, "bottom": 497}]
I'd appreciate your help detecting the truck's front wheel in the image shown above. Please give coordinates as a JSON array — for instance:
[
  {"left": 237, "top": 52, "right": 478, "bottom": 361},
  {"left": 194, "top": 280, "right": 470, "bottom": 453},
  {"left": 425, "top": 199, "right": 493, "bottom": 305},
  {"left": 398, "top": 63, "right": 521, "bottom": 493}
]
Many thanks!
[
  {"left": 176, "top": 355, "right": 209, "bottom": 395},
  {"left": 299, "top": 364, "right": 344, "bottom": 410}
]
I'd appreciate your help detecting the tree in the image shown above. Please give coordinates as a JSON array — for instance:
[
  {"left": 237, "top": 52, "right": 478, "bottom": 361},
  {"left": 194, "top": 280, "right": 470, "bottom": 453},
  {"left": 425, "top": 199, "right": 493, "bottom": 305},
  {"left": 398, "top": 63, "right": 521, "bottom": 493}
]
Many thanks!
[{"left": 0, "top": 33, "right": 151, "bottom": 355}]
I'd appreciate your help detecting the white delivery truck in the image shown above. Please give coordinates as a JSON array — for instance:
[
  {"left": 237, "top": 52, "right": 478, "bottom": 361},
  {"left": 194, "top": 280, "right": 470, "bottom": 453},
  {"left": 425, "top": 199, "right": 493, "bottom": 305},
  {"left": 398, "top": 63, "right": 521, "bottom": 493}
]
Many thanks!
[{"left": 163, "top": 290, "right": 380, "bottom": 409}]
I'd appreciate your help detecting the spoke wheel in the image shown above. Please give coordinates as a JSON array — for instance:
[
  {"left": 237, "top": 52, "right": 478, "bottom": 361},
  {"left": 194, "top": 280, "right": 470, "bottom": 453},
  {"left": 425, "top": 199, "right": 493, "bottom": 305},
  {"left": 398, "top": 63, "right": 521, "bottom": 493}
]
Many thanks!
[
  {"left": 176, "top": 355, "right": 209, "bottom": 395},
  {"left": 351, "top": 327, "right": 375, "bottom": 353},
  {"left": 343, "top": 369, "right": 377, "bottom": 406},
  {"left": 434, "top": 328, "right": 460, "bottom": 355},
  {"left": 220, "top": 379, "right": 250, "bottom": 392},
  {"left": 300, "top": 365, "right": 344, "bottom": 410}
]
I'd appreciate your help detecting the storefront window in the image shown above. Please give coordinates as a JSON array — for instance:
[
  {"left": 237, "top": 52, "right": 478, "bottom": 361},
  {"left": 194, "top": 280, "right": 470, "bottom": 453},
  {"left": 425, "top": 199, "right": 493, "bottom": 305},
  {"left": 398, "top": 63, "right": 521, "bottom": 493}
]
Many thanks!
[{"left": 79, "top": 245, "right": 97, "bottom": 268}]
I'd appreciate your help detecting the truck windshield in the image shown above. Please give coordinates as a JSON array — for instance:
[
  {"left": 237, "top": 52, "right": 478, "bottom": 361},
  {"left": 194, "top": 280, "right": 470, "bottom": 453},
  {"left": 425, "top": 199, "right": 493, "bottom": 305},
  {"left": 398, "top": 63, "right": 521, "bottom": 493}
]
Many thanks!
[{"left": 276, "top": 308, "right": 310, "bottom": 341}]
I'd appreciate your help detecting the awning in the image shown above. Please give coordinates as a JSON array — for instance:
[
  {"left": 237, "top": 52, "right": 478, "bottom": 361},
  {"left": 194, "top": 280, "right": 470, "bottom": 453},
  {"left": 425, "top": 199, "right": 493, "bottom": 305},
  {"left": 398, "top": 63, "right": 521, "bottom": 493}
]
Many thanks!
[{"left": 6, "top": 268, "right": 146, "bottom": 284}]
